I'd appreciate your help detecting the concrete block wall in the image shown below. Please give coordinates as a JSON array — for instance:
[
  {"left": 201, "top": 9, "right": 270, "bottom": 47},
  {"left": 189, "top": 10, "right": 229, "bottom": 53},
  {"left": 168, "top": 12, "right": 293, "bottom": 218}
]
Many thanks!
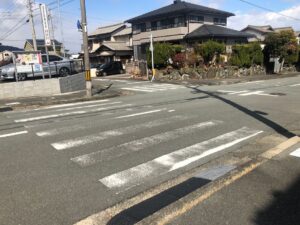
[
  {"left": 0, "top": 73, "right": 86, "bottom": 100},
  {"left": 59, "top": 73, "right": 86, "bottom": 93}
]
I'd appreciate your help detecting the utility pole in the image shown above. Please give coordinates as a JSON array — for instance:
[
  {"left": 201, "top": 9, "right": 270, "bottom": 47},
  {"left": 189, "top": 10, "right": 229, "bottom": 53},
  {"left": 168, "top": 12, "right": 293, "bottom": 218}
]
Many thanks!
[
  {"left": 48, "top": 11, "right": 57, "bottom": 54},
  {"left": 27, "top": 0, "right": 37, "bottom": 51},
  {"left": 80, "top": 0, "right": 92, "bottom": 97},
  {"left": 57, "top": 0, "right": 66, "bottom": 57}
]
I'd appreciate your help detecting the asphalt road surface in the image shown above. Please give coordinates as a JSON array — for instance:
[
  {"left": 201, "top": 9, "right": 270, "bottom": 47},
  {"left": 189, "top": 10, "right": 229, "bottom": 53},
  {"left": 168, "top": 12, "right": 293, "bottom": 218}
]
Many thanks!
[{"left": 0, "top": 75, "right": 299, "bottom": 225}]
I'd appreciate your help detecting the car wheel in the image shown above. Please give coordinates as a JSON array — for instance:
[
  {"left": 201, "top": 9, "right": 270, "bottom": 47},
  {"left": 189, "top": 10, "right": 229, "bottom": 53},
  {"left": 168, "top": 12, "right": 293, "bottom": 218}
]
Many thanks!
[
  {"left": 59, "top": 67, "right": 70, "bottom": 77},
  {"left": 119, "top": 69, "right": 125, "bottom": 74},
  {"left": 102, "top": 72, "right": 107, "bottom": 76},
  {"left": 17, "top": 73, "right": 27, "bottom": 81}
]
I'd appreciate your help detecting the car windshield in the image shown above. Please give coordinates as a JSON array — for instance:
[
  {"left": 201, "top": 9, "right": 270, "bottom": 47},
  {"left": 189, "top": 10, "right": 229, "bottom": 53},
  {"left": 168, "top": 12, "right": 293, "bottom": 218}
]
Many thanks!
[{"left": 99, "top": 63, "right": 109, "bottom": 69}]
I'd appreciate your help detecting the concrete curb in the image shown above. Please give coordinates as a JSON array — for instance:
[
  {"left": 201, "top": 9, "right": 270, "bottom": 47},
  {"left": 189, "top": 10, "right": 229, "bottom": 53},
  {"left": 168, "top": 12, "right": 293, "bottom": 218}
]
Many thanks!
[
  {"left": 0, "top": 90, "right": 127, "bottom": 111},
  {"left": 138, "top": 136, "right": 300, "bottom": 225}
]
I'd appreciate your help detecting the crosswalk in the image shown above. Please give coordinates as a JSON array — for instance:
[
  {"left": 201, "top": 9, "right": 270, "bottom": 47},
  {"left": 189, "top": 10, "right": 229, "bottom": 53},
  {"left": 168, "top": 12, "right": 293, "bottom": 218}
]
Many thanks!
[
  {"left": 217, "top": 90, "right": 277, "bottom": 97},
  {"left": 122, "top": 83, "right": 184, "bottom": 93},
  {"left": 290, "top": 148, "right": 300, "bottom": 158},
  {"left": 1, "top": 99, "right": 264, "bottom": 194}
]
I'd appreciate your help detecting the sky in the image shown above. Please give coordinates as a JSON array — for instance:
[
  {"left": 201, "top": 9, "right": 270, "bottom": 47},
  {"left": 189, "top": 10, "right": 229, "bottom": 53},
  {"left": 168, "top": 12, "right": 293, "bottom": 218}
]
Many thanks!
[{"left": 0, "top": 0, "right": 300, "bottom": 53}]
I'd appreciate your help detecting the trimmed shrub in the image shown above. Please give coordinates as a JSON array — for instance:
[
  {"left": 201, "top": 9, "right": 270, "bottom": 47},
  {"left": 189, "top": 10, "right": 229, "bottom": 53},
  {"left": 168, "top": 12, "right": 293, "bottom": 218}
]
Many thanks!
[
  {"left": 146, "top": 43, "right": 184, "bottom": 68},
  {"left": 195, "top": 40, "right": 225, "bottom": 64}
]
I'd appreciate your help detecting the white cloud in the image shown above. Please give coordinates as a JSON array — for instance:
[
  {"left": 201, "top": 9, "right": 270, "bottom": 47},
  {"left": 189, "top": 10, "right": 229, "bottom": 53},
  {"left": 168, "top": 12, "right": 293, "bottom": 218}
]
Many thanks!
[{"left": 228, "top": 4, "right": 300, "bottom": 31}]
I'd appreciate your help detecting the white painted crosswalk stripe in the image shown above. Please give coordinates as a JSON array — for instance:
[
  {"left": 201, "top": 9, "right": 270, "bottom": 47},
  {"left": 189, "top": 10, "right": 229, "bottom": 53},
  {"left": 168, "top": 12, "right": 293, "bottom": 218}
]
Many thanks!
[
  {"left": 290, "top": 83, "right": 300, "bottom": 87},
  {"left": 14, "top": 104, "right": 132, "bottom": 123},
  {"left": 33, "top": 99, "right": 110, "bottom": 111},
  {"left": 51, "top": 115, "right": 189, "bottom": 150},
  {"left": 0, "top": 131, "right": 28, "bottom": 138},
  {"left": 99, "top": 127, "right": 262, "bottom": 192},
  {"left": 71, "top": 120, "right": 223, "bottom": 167},
  {"left": 290, "top": 148, "right": 300, "bottom": 158},
  {"left": 115, "top": 109, "right": 166, "bottom": 119},
  {"left": 121, "top": 84, "right": 183, "bottom": 92}
]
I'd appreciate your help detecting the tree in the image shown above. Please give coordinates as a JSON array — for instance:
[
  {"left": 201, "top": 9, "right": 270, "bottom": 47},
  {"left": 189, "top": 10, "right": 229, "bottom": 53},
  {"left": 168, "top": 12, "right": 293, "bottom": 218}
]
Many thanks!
[
  {"left": 264, "top": 31, "right": 299, "bottom": 66},
  {"left": 229, "top": 42, "right": 263, "bottom": 68},
  {"left": 146, "top": 43, "right": 183, "bottom": 68},
  {"left": 195, "top": 40, "right": 225, "bottom": 64}
]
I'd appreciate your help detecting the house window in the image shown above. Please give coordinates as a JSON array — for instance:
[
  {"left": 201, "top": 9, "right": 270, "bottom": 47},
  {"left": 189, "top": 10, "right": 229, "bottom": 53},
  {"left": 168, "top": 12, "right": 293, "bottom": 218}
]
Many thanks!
[
  {"left": 151, "top": 21, "right": 158, "bottom": 31},
  {"left": 140, "top": 23, "right": 146, "bottom": 32},
  {"left": 176, "top": 16, "right": 185, "bottom": 27},
  {"left": 189, "top": 15, "right": 204, "bottom": 23},
  {"left": 161, "top": 18, "right": 175, "bottom": 29},
  {"left": 214, "top": 18, "right": 226, "bottom": 26},
  {"left": 133, "top": 23, "right": 146, "bottom": 33}
]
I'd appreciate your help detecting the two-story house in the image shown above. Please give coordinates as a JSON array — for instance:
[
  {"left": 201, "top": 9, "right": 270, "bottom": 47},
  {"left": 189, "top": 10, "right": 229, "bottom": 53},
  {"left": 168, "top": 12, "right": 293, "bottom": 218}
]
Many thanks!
[
  {"left": 126, "top": 0, "right": 253, "bottom": 60},
  {"left": 242, "top": 25, "right": 299, "bottom": 44},
  {"left": 24, "top": 39, "right": 63, "bottom": 56},
  {"left": 88, "top": 23, "right": 133, "bottom": 64}
]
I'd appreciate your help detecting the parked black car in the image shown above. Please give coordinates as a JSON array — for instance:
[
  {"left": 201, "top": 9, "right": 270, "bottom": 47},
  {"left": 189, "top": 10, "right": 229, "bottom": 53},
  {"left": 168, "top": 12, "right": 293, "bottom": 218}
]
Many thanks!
[{"left": 96, "top": 61, "right": 124, "bottom": 76}]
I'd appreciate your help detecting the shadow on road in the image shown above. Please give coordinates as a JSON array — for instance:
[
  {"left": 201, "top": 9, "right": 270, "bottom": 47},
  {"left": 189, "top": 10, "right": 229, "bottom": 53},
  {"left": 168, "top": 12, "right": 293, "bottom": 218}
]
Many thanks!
[
  {"left": 253, "top": 175, "right": 300, "bottom": 225},
  {"left": 107, "top": 177, "right": 210, "bottom": 225},
  {"left": 188, "top": 86, "right": 296, "bottom": 139}
]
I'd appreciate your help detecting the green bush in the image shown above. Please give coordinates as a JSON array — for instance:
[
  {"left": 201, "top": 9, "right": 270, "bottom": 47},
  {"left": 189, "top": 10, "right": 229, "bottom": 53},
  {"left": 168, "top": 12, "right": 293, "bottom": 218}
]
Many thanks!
[
  {"left": 195, "top": 40, "right": 225, "bottom": 64},
  {"left": 146, "top": 43, "right": 183, "bottom": 68},
  {"left": 264, "top": 31, "right": 299, "bottom": 66},
  {"left": 229, "top": 42, "right": 263, "bottom": 68}
]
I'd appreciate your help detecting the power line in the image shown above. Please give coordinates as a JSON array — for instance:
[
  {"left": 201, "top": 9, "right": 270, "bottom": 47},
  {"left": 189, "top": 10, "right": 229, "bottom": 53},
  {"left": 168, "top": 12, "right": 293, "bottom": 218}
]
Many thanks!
[
  {"left": 238, "top": 0, "right": 300, "bottom": 21},
  {"left": 0, "top": 16, "right": 29, "bottom": 41}
]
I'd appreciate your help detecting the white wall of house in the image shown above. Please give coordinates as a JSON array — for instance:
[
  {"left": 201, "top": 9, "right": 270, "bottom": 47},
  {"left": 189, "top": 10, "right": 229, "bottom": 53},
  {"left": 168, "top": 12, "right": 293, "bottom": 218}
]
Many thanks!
[{"left": 0, "top": 51, "right": 13, "bottom": 62}]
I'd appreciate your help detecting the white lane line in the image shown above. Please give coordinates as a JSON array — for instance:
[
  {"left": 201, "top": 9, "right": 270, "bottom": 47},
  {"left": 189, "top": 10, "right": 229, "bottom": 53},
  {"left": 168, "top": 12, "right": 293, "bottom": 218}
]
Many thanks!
[
  {"left": 290, "top": 148, "right": 300, "bottom": 158},
  {"left": 54, "top": 101, "right": 122, "bottom": 112},
  {"left": 15, "top": 104, "right": 132, "bottom": 123},
  {"left": 71, "top": 120, "right": 222, "bottom": 167},
  {"left": 33, "top": 99, "right": 110, "bottom": 111},
  {"left": 5, "top": 102, "right": 20, "bottom": 106},
  {"left": 0, "top": 131, "right": 28, "bottom": 138},
  {"left": 52, "top": 115, "right": 187, "bottom": 150},
  {"left": 36, "top": 125, "right": 86, "bottom": 137},
  {"left": 100, "top": 127, "right": 263, "bottom": 192},
  {"left": 290, "top": 83, "right": 300, "bottom": 87},
  {"left": 121, "top": 87, "right": 154, "bottom": 92},
  {"left": 239, "top": 91, "right": 277, "bottom": 97},
  {"left": 115, "top": 109, "right": 165, "bottom": 119},
  {"left": 245, "top": 81, "right": 264, "bottom": 84},
  {"left": 229, "top": 91, "right": 248, "bottom": 95}
]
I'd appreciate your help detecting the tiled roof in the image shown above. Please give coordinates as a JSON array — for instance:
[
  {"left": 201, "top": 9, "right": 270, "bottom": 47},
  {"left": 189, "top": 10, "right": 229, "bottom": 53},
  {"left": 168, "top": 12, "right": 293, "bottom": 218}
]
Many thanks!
[
  {"left": 241, "top": 25, "right": 274, "bottom": 33},
  {"left": 273, "top": 27, "right": 294, "bottom": 33},
  {"left": 0, "top": 44, "right": 23, "bottom": 52},
  {"left": 89, "top": 23, "right": 126, "bottom": 36},
  {"left": 186, "top": 24, "right": 254, "bottom": 39},
  {"left": 101, "top": 41, "right": 132, "bottom": 51},
  {"left": 126, "top": 0, "right": 234, "bottom": 23},
  {"left": 113, "top": 27, "right": 132, "bottom": 37},
  {"left": 26, "top": 39, "right": 62, "bottom": 47}
]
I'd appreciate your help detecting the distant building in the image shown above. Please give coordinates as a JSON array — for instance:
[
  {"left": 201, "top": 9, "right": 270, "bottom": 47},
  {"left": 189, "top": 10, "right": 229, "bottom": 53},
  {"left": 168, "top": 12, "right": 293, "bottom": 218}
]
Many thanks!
[
  {"left": 24, "top": 39, "right": 64, "bottom": 56},
  {"left": 126, "top": 0, "right": 253, "bottom": 60},
  {"left": 0, "top": 43, "right": 23, "bottom": 63},
  {"left": 88, "top": 23, "right": 133, "bottom": 64},
  {"left": 241, "top": 25, "right": 299, "bottom": 44}
]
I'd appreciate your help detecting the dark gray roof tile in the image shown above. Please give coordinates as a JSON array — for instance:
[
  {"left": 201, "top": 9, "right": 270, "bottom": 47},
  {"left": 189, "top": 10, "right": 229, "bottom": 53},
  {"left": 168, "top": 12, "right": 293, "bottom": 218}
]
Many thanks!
[
  {"left": 126, "top": 1, "right": 234, "bottom": 23},
  {"left": 185, "top": 24, "right": 255, "bottom": 39}
]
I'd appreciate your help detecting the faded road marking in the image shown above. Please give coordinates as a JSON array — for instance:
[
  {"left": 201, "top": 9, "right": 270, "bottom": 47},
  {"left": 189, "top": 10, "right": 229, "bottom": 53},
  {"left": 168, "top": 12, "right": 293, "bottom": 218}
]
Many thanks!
[
  {"left": 290, "top": 148, "right": 300, "bottom": 158},
  {"left": 100, "top": 127, "right": 262, "bottom": 192},
  {"left": 71, "top": 120, "right": 222, "bottom": 167},
  {"left": 0, "top": 131, "right": 28, "bottom": 138}
]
